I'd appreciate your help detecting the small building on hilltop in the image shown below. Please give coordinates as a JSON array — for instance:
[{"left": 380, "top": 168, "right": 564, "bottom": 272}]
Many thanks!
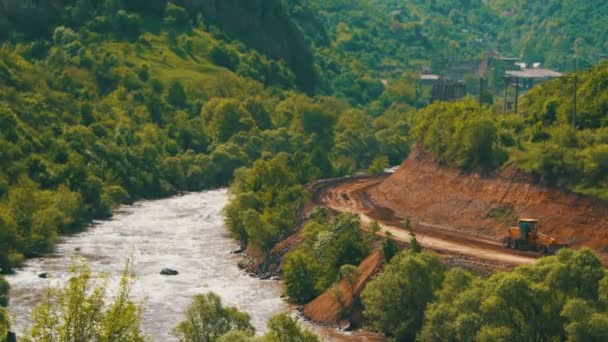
[{"left": 505, "top": 67, "right": 563, "bottom": 89}]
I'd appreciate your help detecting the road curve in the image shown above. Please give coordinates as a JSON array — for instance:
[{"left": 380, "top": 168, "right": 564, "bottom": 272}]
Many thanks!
[{"left": 316, "top": 176, "right": 537, "bottom": 267}]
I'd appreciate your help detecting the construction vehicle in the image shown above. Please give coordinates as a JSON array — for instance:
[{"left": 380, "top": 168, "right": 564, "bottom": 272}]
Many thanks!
[{"left": 503, "top": 219, "right": 567, "bottom": 254}]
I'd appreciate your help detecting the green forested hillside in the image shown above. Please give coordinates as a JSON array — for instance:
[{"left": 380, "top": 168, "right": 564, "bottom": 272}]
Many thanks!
[
  {"left": 0, "top": 0, "right": 411, "bottom": 271},
  {"left": 286, "top": 0, "right": 608, "bottom": 107},
  {"left": 487, "top": 0, "right": 608, "bottom": 68},
  {"left": 2, "top": 1, "right": 608, "bottom": 341},
  {"left": 414, "top": 62, "right": 608, "bottom": 198},
  {"left": 0, "top": 0, "right": 317, "bottom": 92}
]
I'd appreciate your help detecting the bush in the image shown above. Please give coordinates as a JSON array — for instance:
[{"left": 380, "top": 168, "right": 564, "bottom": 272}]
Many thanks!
[
  {"left": 173, "top": 292, "right": 254, "bottom": 342},
  {"left": 164, "top": 3, "right": 190, "bottom": 29},
  {"left": 361, "top": 251, "right": 445, "bottom": 340},
  {"left": 28, "top": 259, "right": 144, "bottom": 341},
  {"left": 282, "top": 213, "right": 370, "bottom": 303},
  {"left": 283, "top": 250, "right": 320, "bottom": 303},
  {"left": 261, "top": 314, "right": 320, "bottom": 342},
  {"left": 112, "top": 10, "right": 141, "bottom": 40},
  {"left": 368, "top": 155, "right": 389, "bottom": 175},
  {"left": 167, "top": 80, "right": 187, "bottom": 108},
  {"left": 211, "top": 44, "right": 240, "bottom": 71}
]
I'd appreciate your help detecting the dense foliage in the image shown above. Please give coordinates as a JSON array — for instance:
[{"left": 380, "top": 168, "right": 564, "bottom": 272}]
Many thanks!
[
  {"left": 361, "top": 250, "right": 444, "bottom": 341},
  {"left": 27, "top": 260, "right": 144, "bottom": 341},
  {"left": 285, "top": 0, "right": 608, "bottom": 107},
  {"left": 173, "top": 293, "right": 254, "bottom": 342},
  {"left": 0, "top": 276, "right": 8, "bottom": 339},
  {"left": 415, "top": 62, "right": 608, "bottom": 198},
  {"left": 2, "top": 1, "right": 608, "bottom": 340},
  {"left": 174, "top": 294, "right": 320, "bottom": 342},
  {"left": 361, "top": 247, "right": 608, "bottom": 341},
  {"left": 0, "top": 1, "right": 411, "bottom": 273},
  {"left": 487, "top": 0, "right": 608, "bottom": 69},
  {"left": 282, "top": 213, "right": 371, "bottom": 303}
]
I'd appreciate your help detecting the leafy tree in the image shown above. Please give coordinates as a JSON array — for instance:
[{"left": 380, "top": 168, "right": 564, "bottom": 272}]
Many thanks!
[
  {"left": 419, "top": 268, "right": 475, "bottom": 341},
  {"left": 203, "top": 99, "right": 255, "bottom": 143},
  {"left": 381, "top": 231, "right": 399, "bottom": 262},
  {"left": 361, "top": 251, "right": 445, "bottom": 341},
  {"left": 164, "top": 3, "right": 190, "bottom": 29},
  {"left": 282, "top": 213, "right": 370, "bottom": 303},
  {"left": 211, "top": 44, "right": 240, "bottom": 71},
  {"left": 367, "top": 156, "right": 388, "bottom": 175},
  {"left": 167, "top": 80, "right": 188, "bottom": 109},
  {"left": 28, "top": 259, "right": 144, "bottom": 342},
  {"left": 339, "top": 264, "right": 361, "bottom": 295},
  {"left": 173, "top": 293, "right": 254, "bottom": 342},
  {"left": 420, "top": 248, "right": 607, "bottom": 341},
  {"left": 283, "top": 250, "right": 320, "bottom": 303},
  {"left": 112, "top": 10, "right": 141, "bottom": 40},
  {"left": 0, "top": 307, "right": 8, "bottom": 342},
  {"left": 0, "top": 207, "right": 18, "bottom": 272},
  {"left": 260, "top": 314, "right": 320, "bottom": 342},
  {"left": 217, "top": 330, "right": 254, "bottom": 342},
  {"left": 562, "top": 299, "right": 608, "bottom": 342},
  {"left": 0, "top": 276, "right": 8, "bottom": 307}
]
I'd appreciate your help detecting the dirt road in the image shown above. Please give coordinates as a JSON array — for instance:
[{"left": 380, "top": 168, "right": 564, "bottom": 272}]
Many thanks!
[{"left": 316, "top": 176, "right": 537, "bottom": 267}]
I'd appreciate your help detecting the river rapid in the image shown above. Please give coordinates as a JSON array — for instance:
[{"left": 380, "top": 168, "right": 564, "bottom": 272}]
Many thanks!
[{"left": 6, "top": 190, "right": 382, "bottom": 341}]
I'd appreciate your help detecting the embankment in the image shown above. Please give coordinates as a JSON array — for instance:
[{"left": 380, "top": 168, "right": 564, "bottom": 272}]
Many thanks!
[
  {"left": 303, "top": 250, "right": 384, "bottom": 327},
  {"left": 369, "top": 149, "right": 608, "bottom": 258}
]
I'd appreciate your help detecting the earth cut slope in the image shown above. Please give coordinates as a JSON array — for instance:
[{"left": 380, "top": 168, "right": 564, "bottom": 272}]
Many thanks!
[{"left": 369, "top": 149, "right": 608, "bottom": 257}]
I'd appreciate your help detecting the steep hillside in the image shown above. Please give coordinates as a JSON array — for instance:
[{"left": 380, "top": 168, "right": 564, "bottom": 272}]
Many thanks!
[
  {"left": 284, "top": 0, "right": 608, "bottom": 106},
  {"left": 191, "top": 0, "right": 316, "bottom": 92},
  {"left": 487, "top": 0, "right": 608, "bottom": 68},
  {"left": 0, "top": 1, "right": 412, "bottom": 272},
  {"left": 0, "top": 0, "right": 316, "bottom": 92}
]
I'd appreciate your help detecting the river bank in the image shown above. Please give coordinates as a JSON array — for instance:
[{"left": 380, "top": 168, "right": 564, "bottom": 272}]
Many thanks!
[
  {"left": 5, "top": 190, "right": 382, "bottom": 341},
  {"left": 6, "top": 190, "right": 285, "bottom": 340}
]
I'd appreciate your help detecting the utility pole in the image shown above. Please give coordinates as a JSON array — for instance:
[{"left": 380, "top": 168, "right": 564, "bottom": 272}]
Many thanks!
[
  {"left": 503, "top": 77, "right": 509, "bottom": 112},
  {"left": 514, "top": 77, "right": 520, "bottom": 113},
  {"left": 573, "top": 75, "right": 578, "bottom": 127},
  {"left": 479, "top": 77, "right": 483, "bottom": 107}
]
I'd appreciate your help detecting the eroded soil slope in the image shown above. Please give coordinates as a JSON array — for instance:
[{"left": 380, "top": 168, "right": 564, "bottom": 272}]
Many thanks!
[{"left": 369, "top": 149, "right": 608, "bottom": 257}]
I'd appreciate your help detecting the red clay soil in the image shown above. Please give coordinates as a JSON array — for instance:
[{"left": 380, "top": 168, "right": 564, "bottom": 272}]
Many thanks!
[
  {"left": 303, "top": 250, "right": 384, "bottom": 326},
  {"left": 369, "top": 148, "right": 608, "bottom": 259}
]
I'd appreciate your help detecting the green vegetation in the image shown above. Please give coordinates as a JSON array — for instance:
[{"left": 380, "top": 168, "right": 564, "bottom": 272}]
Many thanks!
[
  {"left": 487, "top": 0, "right": 608, "bottom": 68},
  {"left": 415, "top": 61, "right": 608, "bottom": 198},
  {"left": 380, "top": 232, "right": 399, "bottom": 262},
  {"left": 27, "top": 259, "right": 144, "bottom": 341},
  {"left": 173, "top": 293, "right": 254, "bottom": 342},
  {"left": 286, "top": 0, "right": 608, "bottom": 107},
  {"left": 0, "top": 1, "right": 411, "bottom": 273},
  {"left": 362, "top": 250, "right": 444, "bottom": 341},
  {"left": 224, "top": 98, "right": 409, "bottom": 253},
  {"left": 0, "top": 276, "right": 8, "bottom": 339},
  {"left": 282, "top": 213, "right": 370, "bottom": 303},
  {"left": 174, "top": 295, "right": 319, "bottom": 342},
  {"left": 2, "top": 0, "right": 608, "bottom": 340},
  {"left": 361, "top": 247, "right": 608, "bottom": 341}
]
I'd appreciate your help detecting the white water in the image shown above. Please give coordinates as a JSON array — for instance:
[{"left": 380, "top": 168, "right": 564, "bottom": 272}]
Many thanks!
[
  {"left": 6, "top": 190, "right": 288, "bottom": 340},
  {"left": 6, "top": 189, "right": 383, "bottom": 341}
]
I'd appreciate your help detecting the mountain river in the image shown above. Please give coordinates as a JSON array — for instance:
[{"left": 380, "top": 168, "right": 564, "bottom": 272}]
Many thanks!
[{"left": 5, "top": 190, "right": 382, "bottom": 341}]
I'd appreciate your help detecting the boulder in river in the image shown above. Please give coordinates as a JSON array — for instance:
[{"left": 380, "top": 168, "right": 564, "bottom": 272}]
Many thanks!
[
  {"left": 160, "top": 268, "right": 179, "bottom": 276},
  {"left": 231, "top": 246, "right": 245, "bottom": 254},
  {"left": 37, "top": 272, "right": 49, "bottom": 279}
]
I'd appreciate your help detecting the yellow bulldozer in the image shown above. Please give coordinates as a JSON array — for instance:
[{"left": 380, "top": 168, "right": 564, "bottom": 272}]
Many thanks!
[{"left": 503, "top": 219, "right": 567, "bottom": 254}]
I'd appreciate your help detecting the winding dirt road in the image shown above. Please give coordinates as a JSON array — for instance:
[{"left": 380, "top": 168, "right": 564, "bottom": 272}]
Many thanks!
[{"left": 316, "top": 176, "right": 538, "bottom": 268}]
